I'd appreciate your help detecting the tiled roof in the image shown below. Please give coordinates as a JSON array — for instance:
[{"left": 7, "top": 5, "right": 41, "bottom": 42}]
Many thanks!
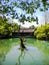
[{"left": 19, "top": 29, "right": 35, "bottom": 32}]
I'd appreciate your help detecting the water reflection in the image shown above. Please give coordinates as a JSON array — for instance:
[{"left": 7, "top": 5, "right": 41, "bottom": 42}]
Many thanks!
[
  {"left": 26, "top": 39, "right": 49, "bottom": 55},
  {"left": 0, "top": 38, "right": 49, "bottom": 65},
  {"left": 0, "top": 38, "right": 19, "bottom": 65},
  {"left": 16, "top": 48, "right": 34, "bottom": 65},
  {"left": 0, "top": 50, "right": 6, "bottom": 65},
  {"left": 16, "top": 49, "right": 25, "bottom": 65}
]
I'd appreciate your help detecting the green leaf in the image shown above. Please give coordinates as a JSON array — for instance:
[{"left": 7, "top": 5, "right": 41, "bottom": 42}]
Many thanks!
[{"left": 40, "top": 8, "right": 44, "bottom": 11}]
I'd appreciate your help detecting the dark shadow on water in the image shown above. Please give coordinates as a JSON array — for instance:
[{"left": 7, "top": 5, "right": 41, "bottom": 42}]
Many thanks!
[
  {"left": 15, "top": 46, "right": 34, "bottom": 65},
  {"left": 15, "top": 48, "right": 26, "bottom": 65}
]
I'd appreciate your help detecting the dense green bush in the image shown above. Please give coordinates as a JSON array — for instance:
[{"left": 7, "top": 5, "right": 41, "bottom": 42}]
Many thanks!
[
  {"left": 34, "top": 24, "right": 49, "bottom": 40},
  {"left": 0, "top": 16, "right": 19, "bottom": 37}
]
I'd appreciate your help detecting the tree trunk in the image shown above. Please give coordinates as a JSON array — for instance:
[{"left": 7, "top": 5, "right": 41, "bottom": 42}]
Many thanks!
[{"left": 20, "top": 38, "right": 26, "bottom": 49}]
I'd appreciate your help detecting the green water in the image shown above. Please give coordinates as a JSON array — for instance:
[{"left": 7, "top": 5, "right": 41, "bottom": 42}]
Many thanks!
[{"left": 0, "top": 38, "right": 49, "bottom": 65}]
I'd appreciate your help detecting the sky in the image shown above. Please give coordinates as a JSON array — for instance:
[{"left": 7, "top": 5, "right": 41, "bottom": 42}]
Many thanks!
[
  {"left": 1, "top": 0, "right": 49, "bottom": 28},
  {"left": 12, "top": 0, "right": 49, "bottom": 28}
]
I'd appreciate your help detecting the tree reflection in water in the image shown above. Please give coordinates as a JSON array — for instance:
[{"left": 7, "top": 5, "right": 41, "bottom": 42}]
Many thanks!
[
  {"left": 0, "top": 38, "right": 49, "bottom": 65},
  {"left": 16, "top": 46, "right": 34, "bottom": 65},
  {"left": 0, "top": 38, "right": 19, "bottom": 65},
  {"left": 0, "top": 52, "right": 6, "bottom": 65},
  {"left": 16, "top": 48, "right": 26, "bottom": 65}
]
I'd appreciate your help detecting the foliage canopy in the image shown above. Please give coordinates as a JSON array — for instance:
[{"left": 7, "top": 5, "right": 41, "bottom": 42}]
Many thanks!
[
  {"left": 0, "top": 16, "right": 19, "bottom": 37},
  {"left": 34, "top": 24, "right": 49, "bottom": 40},
  {"left": 0, "top": 0, "right": 49, "bottom": 23}
]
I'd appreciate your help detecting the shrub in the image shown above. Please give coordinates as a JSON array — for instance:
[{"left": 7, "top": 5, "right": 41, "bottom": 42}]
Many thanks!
[
  {"left": 34, "top": 24, "right": 49, "bottom": 40},
  {"left": 0, "top": 16, "right": 19, "bottom": 37}
]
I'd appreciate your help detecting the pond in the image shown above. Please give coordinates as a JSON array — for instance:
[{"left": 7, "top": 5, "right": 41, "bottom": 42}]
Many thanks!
[{"left": 0, "top": 38, "right": 49, "bottom": 65}]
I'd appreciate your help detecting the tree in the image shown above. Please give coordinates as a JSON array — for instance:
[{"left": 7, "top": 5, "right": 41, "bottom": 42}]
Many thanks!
[
  {"left": 0, "top": 0, "right": 49, "bottom": 49},
  {"left": 0, "top": 16, "right": 19, "bottom": 37},
  {"left": 0, "top": 0, "right": 49, "bottom": 22},
  {"left": 34, "top": 24, "right": 49, "bottom": 40}
]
